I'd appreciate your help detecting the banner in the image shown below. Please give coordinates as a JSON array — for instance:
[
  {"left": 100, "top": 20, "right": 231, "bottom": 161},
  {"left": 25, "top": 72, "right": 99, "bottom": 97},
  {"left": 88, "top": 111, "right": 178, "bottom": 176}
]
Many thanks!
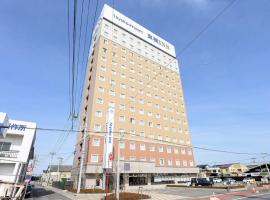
[{"left": 103, "top": 107, "right": 115, "bottom": 169}]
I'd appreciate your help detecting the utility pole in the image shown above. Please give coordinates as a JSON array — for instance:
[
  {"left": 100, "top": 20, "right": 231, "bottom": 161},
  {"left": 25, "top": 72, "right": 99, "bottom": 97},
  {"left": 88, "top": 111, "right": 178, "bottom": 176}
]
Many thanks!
[
  {"left": 116, "top": 132, "right": 124, "bottom": 200},
  {"left": 77, "top": 126, "right": 87, "bottom": 194},
  {"left": 47, "top": 152, "right": 56, "bottom": 185},
  {"left": 57, "top": 157, "right": 63, "bottom": 181}
]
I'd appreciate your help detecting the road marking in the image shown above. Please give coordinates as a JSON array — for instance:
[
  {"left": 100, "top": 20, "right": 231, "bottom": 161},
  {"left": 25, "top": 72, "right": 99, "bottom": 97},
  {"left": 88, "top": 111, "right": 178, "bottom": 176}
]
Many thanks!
[{"left": 231, "top": 192, "right": 270, "bottom": 200}]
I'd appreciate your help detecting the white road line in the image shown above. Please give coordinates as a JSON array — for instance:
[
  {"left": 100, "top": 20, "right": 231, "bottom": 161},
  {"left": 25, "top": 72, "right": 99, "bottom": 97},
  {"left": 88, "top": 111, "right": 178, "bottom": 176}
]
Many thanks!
[{"left": 231, "top": 192, "right": 270, "bottom": 200}]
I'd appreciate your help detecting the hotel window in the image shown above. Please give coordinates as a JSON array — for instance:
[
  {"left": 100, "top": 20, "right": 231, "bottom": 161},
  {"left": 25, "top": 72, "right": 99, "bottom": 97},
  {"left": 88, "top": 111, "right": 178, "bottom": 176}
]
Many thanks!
[
  {"left": 99, "top": 76, "right": 105, "bottom": 81},
  {"left": 139, "top": 109, "right": 144, "bottom": 115},
  {"left": 138, "top": 71, "right": 142, "bottom": 77},
  {"left": 120, "top": 141, "right": 125, "bottom": 149},
  {"left": 98, "top": 86, "right": 104, "bottom": 93},
  {"left": 138, "top": 89, "right": 143, "bottom": 94},
  {"left": 95, "top": 111, "right": 102, "bottom": 117},
  {"left": 139, "top": 120, "right": 145, "bottom": 126},
  {"left": 148, "top": 122, "right": 153, "bottom": 127},
  {"left": 190, "top": 161, "right": 194, "bottom": 167},
  {"left": 92, "top": 138, "right": 100, "bottom": 146},
  {"left": 94, "top": 124, "right": 101, "bottom": 131},
  {"left": 102, "top": 48, "right": 107, "bottom": 53},
  {"left": 157, "top": 135, "right": 162, "bottom": 141},
  {"left": 130, "top": 143, "right": 136, "bottom": 150},
  {"left": 140, "top": 132, "right": 145, "bottom": 137},
  {"left": 167, "top": 146, "right": 172, "bottom": 153},
  {"left": 109, "top": 90, "right": 115, "bottom": 96},
  {"left": 130, "top": 130, "right": 135, "bottom": 136},
  {"left": 158, "top": 146, "right": 163, "bottom": 152},
  {"left": 101, "top": 56, "right": 106, "bottom": 61},
  {"left": 111, "top": 69, "right": 116, "bottom": 75},
  {"left": 121, "top": 64, "right": 126, "bottom": 69},
  {"left": 141, "top": 156, "right": 146, "bottom": 161},
  {"left": 149, "top": 145, "right": 155, "bottom": 152},
  {"left": 129, "top": 96, "right": 135, "bottom": 102},
  {"left": 165, "top": 136, "right": 170, "bottom": 142},
  {"left": 150, "top": 157, "right": 155, "bottom": 162},
  {"left": 156, "top": 124, "right": 161, "bottom": 129},
  {"left": 156, "top": 113, "right": 160, "bottom": 119},
  {"left": 103, "top": 39, "right": 108, "bottom": 44},
  {"left": 109, "top": 102, "right": 115, "bottom": 107},
  {"left": 91, "top": 154, "right": 98, "bottom": 163},
  {"left": 129, "top": 77, "right": 135, "bottom": 82},
  {"left": 155, "top": 104, "right": 160, "bottom": 109},
  {"left": 138, "top": 99, "right": 144, "bottom": 104},
  {"left": 180, "top": 139, "right": 184, "bottom": 144},
  {"left": 168, "top": 159, "right": 173, "bottom": 166},
  {"left": 147, "top": 112, "right": 152, "bottom": 117},
  {"left": 120, "top": 93, "right": 126, "bottom": 99},
  {"left": 110, "top": 79, "right": 116, "bottom": 85},
  {"left": 129, "top": 86, "right": 135, "bottom": 92},
  {"left": 119, "top": 116, "right": 125, "bottom": 122},
  {"left": 147, "top": 101, "right": 152, "bottom": 106},
  {"left": 120, "top": 83, "right": 126, "bottom": 89},
  {"left": 130, "top": 68, "right": 135, "bottom": 73},
  {"left": 174, "top": 148, "right": 179, "bottom": 154},
  {"left": 188, "top": 150, "right": 193, "bottom": 155},
  {"left": 121, "top": 56, "right": 126, "bottom": 61},
  {"left": 120, "top": 156, "right": 124, "bottom": 161},
  {"left": 173, "top": 138, "right": 177, "bottom": 143},
  {"left": 100, "top": 65, "right": 106, "bottom": 71},
  {"left": 138, "top": 80, "right": 143, "bottom": 85},
  {"left": 176, "top": 160, "right": 180, "bottom": 166},
  {"left": 130, "top": 156, "right": 136, "bottom": 161},
  {"left": 140, "top": 144, "right": 145, "bottom": 151},
  {"left": 96, "top": 98, "right": 103, "bottom": 104},
  {"left": 121, "top": 47, "right": 126, "bottom": 52},
  {"left": 159, "top": 158, "right": 164, "bottom": 166},
  {"left": 146, "top": 92, "right": 151, "bottom": 97},
  {"left": 183, "top": 160, "right": 188, "bottom": 167},
  {"left": 181, "top": 149, "right": 186, "bottom": 155},
  {"left": 128, "top": 105, "right": 134, "bottom": 112},
  {"left": 119, "top": 104, "right": 125, "bottom": 110},
  {"left": 120, "top": 73, "right": 126, "bottom": 78}
]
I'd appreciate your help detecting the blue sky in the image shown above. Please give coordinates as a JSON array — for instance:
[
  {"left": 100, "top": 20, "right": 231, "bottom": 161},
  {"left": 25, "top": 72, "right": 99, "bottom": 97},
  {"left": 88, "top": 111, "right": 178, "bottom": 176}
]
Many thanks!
[{"left": 0, "top": 0, "right": 270, "bottom": 174}]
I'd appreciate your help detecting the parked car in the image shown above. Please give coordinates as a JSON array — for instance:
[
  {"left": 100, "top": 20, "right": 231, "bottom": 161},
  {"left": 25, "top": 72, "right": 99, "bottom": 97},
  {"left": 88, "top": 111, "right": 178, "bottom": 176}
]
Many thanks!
[
  {"left": 190, "top": 178, "right": 213, "bottom": 186},
  {"left": 223, "top": 178, "right": 236, "bottom": 185},
  {"left": 243, "top": 177, "right": 256, "bottom": 184},
  {"left": 212, "top": 177, "right": 222, "bottom": 183},
  {"left": 25, "top": 184, "right": 32, "bottom": 198}
]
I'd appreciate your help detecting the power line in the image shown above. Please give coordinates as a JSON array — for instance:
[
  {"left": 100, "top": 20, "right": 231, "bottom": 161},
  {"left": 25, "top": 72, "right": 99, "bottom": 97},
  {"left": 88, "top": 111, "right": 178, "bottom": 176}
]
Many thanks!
[{"left": 1, "top": 125, "right": 268, "bottom": 156}]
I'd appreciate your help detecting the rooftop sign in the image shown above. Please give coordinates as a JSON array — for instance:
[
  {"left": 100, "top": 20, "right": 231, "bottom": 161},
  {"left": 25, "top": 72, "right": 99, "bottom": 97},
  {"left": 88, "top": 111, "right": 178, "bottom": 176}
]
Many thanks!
[{"left": 101, "top": 4, "right": 176, "bottom": 57}]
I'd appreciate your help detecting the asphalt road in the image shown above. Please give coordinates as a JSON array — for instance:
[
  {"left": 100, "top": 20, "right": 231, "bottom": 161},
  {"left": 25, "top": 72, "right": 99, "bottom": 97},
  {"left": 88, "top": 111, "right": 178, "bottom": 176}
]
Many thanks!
[
  {"left": 229, "top": 192, "right": 270, "bottom": 199},
  {"left": 28, "top": 185, "right": 71, "bottom": 200}
]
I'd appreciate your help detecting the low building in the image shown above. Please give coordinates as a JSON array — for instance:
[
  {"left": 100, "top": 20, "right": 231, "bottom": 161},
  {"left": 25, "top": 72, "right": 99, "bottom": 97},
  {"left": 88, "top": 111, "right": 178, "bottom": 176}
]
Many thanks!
[
  {"left": 197, "top": 165, "right": 221, "bottom": 177},
  {"left": 0, "top": 112, "right": 36, "bottom": 183},
  {"left": 245, "top": 163, "right": 270, "bottom": 177},
  {"left": 215, "top": 163, "right": 248, "bottom": 176},
  {"left": 42, "top": 165, "right": 72, "bottom": 184}
]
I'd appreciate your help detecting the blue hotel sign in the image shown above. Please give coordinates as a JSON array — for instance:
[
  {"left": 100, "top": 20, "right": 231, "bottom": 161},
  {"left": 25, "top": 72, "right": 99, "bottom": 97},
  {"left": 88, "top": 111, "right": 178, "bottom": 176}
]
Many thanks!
[
  {"left": 147, "top": 33, "right": 170, "bottom": 50},
  {"left": 9, "top": 124, "right": 27, "bottom": 131}
]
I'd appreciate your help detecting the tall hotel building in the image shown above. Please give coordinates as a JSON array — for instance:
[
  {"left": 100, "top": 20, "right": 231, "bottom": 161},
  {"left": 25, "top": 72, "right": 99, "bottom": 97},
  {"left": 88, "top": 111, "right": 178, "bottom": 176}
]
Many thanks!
[{"left": 72, "top": 4, "right": 198, "bottom": 189}]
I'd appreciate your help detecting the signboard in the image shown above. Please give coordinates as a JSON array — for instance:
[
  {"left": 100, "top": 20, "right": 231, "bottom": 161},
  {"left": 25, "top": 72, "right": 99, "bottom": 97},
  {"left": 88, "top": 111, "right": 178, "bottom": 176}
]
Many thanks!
[
  {"left": 0, "top": 112, "right": 9, "bottom": 138},
  {"left": 25, "top": 160, "right": 34, "bottom": 183},
  {"left": 103, "top": 107, "right": 115, "bottom": 169},
  {"left": 101, "top": 4, "right": 176, "bottom": 57},
  {"left": 124, "top": 163, "right": 130, "bottom": 171}
]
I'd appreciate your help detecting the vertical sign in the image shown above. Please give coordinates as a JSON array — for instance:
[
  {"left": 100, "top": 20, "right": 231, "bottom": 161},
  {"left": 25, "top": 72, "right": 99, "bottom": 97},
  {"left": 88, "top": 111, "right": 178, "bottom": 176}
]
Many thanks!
[
  {"left": 103, "top": 107, "right": 115, "bottom": 169},
  {"left": 0, "top": 112, "right": 9, "bottom": 138}
]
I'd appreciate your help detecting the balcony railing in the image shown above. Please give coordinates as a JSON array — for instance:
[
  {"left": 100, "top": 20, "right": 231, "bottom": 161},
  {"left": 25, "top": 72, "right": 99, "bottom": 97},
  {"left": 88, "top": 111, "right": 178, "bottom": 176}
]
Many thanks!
[{"left": 0, "top": 150, "right": 19, "bottom": 158}]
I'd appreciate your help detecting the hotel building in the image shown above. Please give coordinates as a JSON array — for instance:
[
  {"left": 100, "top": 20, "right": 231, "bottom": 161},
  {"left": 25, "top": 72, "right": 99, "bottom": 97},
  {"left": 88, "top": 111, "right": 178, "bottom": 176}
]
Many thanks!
[{"left": 72, "top": 4, "right": 198, "bottom": 189}]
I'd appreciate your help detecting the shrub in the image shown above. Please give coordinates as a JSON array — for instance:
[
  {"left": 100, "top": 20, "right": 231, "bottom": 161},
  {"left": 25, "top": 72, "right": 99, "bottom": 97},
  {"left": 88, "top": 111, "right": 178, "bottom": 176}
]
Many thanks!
[
  {"left": 68, "top": 188, "right": 105, "bottom": 193},
  {"left": 101, "top": 192, "right": 151, "bottom": 200}
]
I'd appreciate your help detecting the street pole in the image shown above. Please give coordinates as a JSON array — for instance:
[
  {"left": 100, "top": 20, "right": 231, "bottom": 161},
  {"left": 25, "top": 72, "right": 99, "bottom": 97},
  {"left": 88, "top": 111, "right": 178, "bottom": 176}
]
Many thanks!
[
  {"left": 77, "top": 126, "right": 87, "bottom": 194},
  {"left": 116, "top": 133, "right": 123, "bottom": 200},
  {"left": 57, "top": 157, "right": 63, "bottom": 181},
  {"left": 47, "top": 152, "right": 56, "bottom": 185}
]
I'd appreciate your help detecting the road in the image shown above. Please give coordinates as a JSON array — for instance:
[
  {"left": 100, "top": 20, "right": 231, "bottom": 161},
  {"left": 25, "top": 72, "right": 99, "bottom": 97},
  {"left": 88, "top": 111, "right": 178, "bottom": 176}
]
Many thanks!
[
  {"left": 28, "top": 185, "right": 71, "bottom": 200},
  {"left": 228, "top": 192, "right": 270, "bottom": 199}
]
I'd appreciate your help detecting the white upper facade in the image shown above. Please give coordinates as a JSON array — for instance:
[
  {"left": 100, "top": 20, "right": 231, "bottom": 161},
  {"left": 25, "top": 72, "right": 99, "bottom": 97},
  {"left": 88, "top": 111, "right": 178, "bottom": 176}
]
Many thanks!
[
  {"left": 0, "top": 112, "right": 36, "bottom": 163},
  {"left": 100, "top": 4, "right": 176, "bottom": 57}
]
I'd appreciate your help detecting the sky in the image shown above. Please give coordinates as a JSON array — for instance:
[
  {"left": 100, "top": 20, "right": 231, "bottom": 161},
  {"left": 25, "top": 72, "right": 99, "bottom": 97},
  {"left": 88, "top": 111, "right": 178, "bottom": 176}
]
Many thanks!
[{"left": 0, "top": 0, "right": 270, "bottom": 174}]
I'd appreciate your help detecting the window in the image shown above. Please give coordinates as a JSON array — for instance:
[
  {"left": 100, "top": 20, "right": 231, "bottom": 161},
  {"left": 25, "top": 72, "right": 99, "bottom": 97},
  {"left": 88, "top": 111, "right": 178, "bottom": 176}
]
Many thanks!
[
  {"left": 183, "top": 160, "right": 188, "bottom": 167},
  {"left": 120, "top": 141, "right": 125, "bottom": 149},
  {"left": 95, "top": 111, "right": 102, "bottom": 117},
  {"left": 0, "top": 142, "right": 11, "bottom": 151},
  {"left": 156, "top": 124, "right": 161, "bottom": 129},
  {"left": 120, "top": 83, "right": 126, "bottom": 89},
  {"left": 140, "top": 144, "right": 145, "bottom": 151},
  {"left": 130, "top": 107, "right": 135, "bottom": 112},
  {"left": 139, "top": 109, "right": 144, "bottom": 115},
  {"left": 110, "top": 79, "right": 116, "bottom": 85},
  {"left": 167, "top": 146, "right": 171, "bottom": 153},
  {"left": 130, "top": 156, "right": 136, "bottom": 161},
  {"left": 181, "top": 149, "right": 186, "bottom": 155},
  {"left": 109, "top": 90, "right": 115, "bottom": 96},
  {"left": 100, "top": 65, "right": 106, "bottom": 71},
  {"left": 157, "top": 135, "right": 162, "bottom": 141},
  {"left": 140, "top": 132, "right": 145, "bottom": 137},
  {"left": 176, "top": 160, "right": 180, "bottom": 166},
  {"left": 92, "top": 138, "right": 100, "bottom": 146},
  {"left": 96, "top": 98, "right": 103, "bottom": 104},
  {"left": 140, "top": 156, "right": 146, "bottom": 161},
  {"left": 130, "top": 143, "right": 136, "bottom": 150},
  {"left": 156, "top": 113, "right": 160, "bottom": 119},
  {"left": 149, "top": 145, "right": 155, "bottom": 152},
  {"left": 174, "top": 148, "right": 179, "bottom": 154},
  {"left": 138, "top": 99, "right": 144, "bottom": 104},
  {"left": 159, "top": 158, "right": 164, "bottom": 166},
  {"left": 120, "top": 93, "right": 126, "bottom": 99},
  {"left": 168, "top": 159, "right": 173, "bottom": 166},
  {"left": 119, "top": 104, "right": 125, "bottom": 110},
  {"left": 94, "top": 124, "right": 101, "bottom": 131},
  {"left": 91, "top": 154, "right": 98, "bottom": 163},
  {"left": 119, "top": 116, "right": 125, "bottom": 122},
  {"left": 158, "top": 146, "right": 163, "bottom": 152},
  {"left": 148, "top": 122, "right": 153, "bottom": 127},
  {"left": 99, "top": 76, "right": 105, "bottom": 81},
  {"left": 188, "top": 150, "right": 193, "bottom": 155},
  {"left": 130, "top": 130, "right": 135, "bottom": 136},
  {"left": 190, "top": 161, "right": 194, "bottom": 167},
  {"left": 98, "top": 86, "right": 104, "bottom": 93},
  {"left": 147, "top": 112, "right": 152, "bottom": 116}
]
